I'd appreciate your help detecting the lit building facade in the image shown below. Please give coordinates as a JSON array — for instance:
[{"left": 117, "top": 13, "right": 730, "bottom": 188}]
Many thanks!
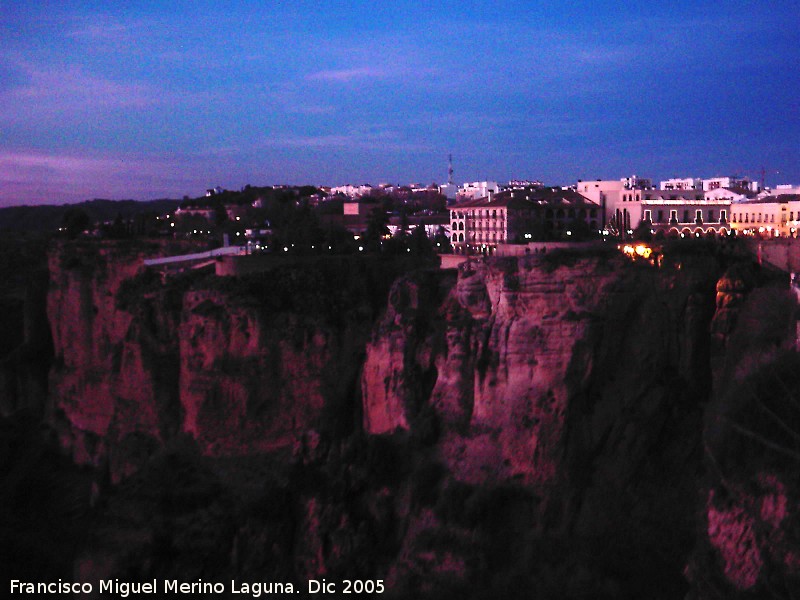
[
  {"left": 449, "top": 187, "right": 600, "bottom": 254},
  {"left": 640, "top": 190, "right": 733, "bottom": 238}
]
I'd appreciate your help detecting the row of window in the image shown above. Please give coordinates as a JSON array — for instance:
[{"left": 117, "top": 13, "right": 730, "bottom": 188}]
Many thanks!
[
  {"left": 644, "top": 209, "right": 728, "bottom": 223},
  {"left": 731, "top": 213, "right": 776, "bottom": 224},
  {"left": 450, "top": 232, "right": 506, "bottom": 243},
  {"left": 451, "top": 209, "right": 506, "bottom": 219},
  {"left": 450, "top": 220, "right": 506, "bottom": 229}
]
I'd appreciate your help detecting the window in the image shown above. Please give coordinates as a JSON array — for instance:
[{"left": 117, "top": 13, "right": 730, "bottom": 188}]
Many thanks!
[
  {"left": 708, "top": 210, "right": 714, "bottom": 222},
  {"left": 683, "top": 210, "right": 690, "bottom": 222},
  {"left": 720, "top": 210, "right": 727, "bottom": 223},
  {"left": 696, "top": 210, "right": 703, "bottom": 223},
  {"left": 670, "top": 210, "right": 678, "bottom": 222},
  {"left": 657, "top": 210, "right": 663, "bottom": 222},
  {"left": 644, "top": 210, "right": 652, "bottom": 222}
]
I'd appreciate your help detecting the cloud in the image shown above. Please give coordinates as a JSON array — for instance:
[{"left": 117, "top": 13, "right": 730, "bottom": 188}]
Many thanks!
[
  {"left": 264, "top": 132, "right": 429, "bottom": 152},
  {"left": 0, "top": 150, "right": 199, "bottom": 204},
  {"left": 306, "top": 67, "right": 390, "bottom": 82}
]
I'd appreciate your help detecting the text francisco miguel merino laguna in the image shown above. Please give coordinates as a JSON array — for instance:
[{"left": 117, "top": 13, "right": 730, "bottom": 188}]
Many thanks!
[{"left": 11, "top": 578, "right": 386, "bottom": 596}]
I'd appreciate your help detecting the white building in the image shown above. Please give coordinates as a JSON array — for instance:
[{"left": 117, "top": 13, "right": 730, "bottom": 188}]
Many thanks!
[
  {"left": 458, "top": 181, "right": 500, "bottom": 201},
  {"left": 438, "top": 183, "right": 458, "bottom": 200},
  {"left": 576, "top": 176, "right": 651, "bottom": 233},
  {"left": 330, "top": 184, "right": 374, "bottom": 198},
  {"left": 702, "top": 176, "right": 759, "bottom": 192},
  {"left": 660, "top": 178, "right": 701, "bottom": 191}
]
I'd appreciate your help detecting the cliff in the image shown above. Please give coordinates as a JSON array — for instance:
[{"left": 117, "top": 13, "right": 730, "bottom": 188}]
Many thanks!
[
  {"left": 46, "top": 243, "right": 417, "bottom": 477},
  {"left": 6, "top": 239, "right": 798, "bottom": 598},
  {"left": 360, "top": 250, "right": 719, "bottom": 596}
]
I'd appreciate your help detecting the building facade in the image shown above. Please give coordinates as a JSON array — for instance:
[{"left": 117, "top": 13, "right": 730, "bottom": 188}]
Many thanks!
[
  {"left": 640, "top": 190, "right": 732, "bottom": 238},
  {"left": 449, "top": 187, "right": 600, "bottom": 254}
]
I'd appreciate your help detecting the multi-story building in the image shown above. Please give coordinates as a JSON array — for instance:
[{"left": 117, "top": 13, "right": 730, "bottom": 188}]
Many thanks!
[
  {"left": 458, "top": 181, "right": 501, "bottom": 201},
  {"left": 640, "top": 190, "right": 733, "bottom": 238},
  {"left": 730, "top": 194, "right": 800, "bottom": 237},
  {"left": 330, "top": 184, "right": 374, "bottom": 198},
  {"left": 449, "top": 187, "right": 600, "bottom": 254},
  {"left": 660, "top": 177, "right": 702, "bottom": 191},
  {"left": 576, "top": 176, "right": 651, "bottom": 234},
  {"left": 702, "top": 176, "right": 759, "bottom": 192}
]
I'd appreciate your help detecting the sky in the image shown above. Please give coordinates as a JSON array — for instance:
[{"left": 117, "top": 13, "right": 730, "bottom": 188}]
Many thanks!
[{"left": 1, "top": 1, "right": 798, "bottom": 205}]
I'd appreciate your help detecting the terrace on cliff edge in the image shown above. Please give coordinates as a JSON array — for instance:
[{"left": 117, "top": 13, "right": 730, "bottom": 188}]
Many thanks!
[{"left": 1, "top": 235, "right": 799, "bottom": 599}]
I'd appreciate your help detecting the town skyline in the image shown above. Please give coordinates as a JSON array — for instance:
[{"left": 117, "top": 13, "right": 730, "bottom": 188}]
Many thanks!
[{"left": 2, "top": 1, "right": 798, "bottom": 206}]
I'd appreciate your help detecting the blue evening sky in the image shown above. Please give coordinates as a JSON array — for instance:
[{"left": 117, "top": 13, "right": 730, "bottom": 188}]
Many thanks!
[{"left": 1, "top": 1, "right": 798, "bottom": 204}]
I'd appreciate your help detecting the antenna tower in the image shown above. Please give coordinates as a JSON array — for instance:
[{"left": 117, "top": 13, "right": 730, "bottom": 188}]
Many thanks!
[{"left": 448, "top": 154, "right": 454, "bottom": 185}]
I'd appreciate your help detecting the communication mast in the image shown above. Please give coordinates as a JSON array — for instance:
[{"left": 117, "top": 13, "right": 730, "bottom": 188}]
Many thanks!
[{"left": 448, "top": 154, "right": 454, "bottom": 185}]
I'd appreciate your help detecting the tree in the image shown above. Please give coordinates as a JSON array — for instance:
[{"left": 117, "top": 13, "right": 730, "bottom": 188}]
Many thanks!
[
  {"left": 62, "top": 207, "right": 91, "bottom": 238},
  {"left": 434, "top": 226, "right": 452, "bottom": 253},
  {"left": 409, "top": 221, "right": 433, "bottom": 256},
  {"left": 363, "top": 207, "right": 389, "bottom": 252}
]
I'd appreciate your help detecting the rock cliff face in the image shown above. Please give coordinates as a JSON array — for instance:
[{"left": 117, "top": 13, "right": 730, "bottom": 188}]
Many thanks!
[
  {"left": 25, "top": 241, "right": 800, "bottom": 597},
  {"left": 363, "top": 254, "right": 717, "bottom": 490},
  {"left": 360, "top": 252, "right": 721, "bottom": 595},
  {"left": 46, "top": 244, "right": 404, "bottom": 478}
]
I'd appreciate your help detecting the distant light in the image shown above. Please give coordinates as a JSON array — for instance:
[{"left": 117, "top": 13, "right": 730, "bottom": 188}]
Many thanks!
[
  {"left": 283, "top": 246, "right": 288, "bottom": 252},
  {"left": 170, "top": 223, "right": 175, "bottom": 227},
  {"left": 235, "top": 216, "right": 240, "bottom": 221},
  {"left": 566, "top": 231, "right": 572, "bottom": 236},
  {"left": 236, "top": 232, "right": 240, "bottom": 236},
  {"left": 358, "top": 246, "right": 364, "bottom": 251},
  {"left": 680, "top": 233, "right": 685, "bottom": 238}
]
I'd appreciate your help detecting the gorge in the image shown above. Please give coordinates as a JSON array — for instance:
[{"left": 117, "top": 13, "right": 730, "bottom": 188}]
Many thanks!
[{"left": 2, "top": 238, "right": 799, "bottom": 598}]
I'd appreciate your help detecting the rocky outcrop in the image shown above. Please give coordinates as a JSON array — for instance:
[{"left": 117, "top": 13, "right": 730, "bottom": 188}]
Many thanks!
[
  {"left": 32, "top": 240, "right": 800, "bottom": 597},
  {"left": 47, "top": 242, "right": 165, "bottom": 480},
  {"left": 688, "top": 264, "right": 800, "bottom": 598},
  {"left": 47, "top": 245, "right": 407, "bottom": 479},
  {"left": 358, "top": 251, "right": 724, "bottom": 595},
  {"left": 363, "top": 253, "right": 717, "bottom": 488}
]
